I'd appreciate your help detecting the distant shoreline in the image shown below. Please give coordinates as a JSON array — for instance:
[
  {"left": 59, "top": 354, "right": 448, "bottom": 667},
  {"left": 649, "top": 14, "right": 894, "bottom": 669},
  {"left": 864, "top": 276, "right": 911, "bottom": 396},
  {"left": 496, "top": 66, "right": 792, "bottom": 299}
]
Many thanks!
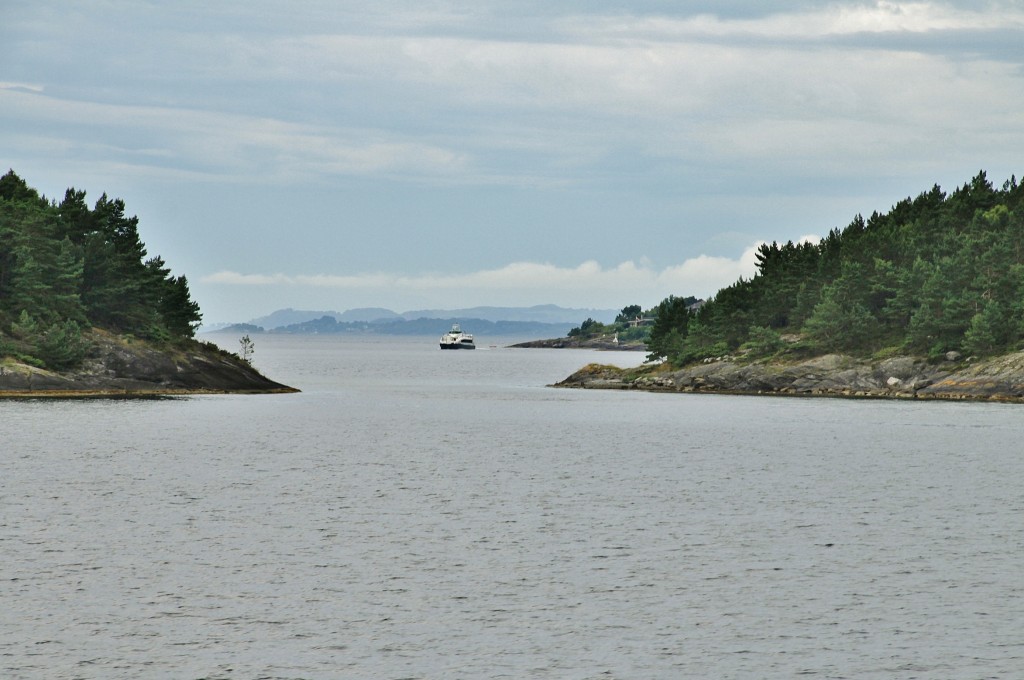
[{"left": 509, "top": 337, "right": 647, "bottom": 351}]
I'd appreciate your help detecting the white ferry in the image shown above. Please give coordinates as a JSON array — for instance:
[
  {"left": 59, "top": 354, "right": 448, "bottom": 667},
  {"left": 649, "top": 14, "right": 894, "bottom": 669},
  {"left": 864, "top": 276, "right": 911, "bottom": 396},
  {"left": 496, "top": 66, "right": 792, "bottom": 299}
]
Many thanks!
[{"left": 439, "top": 323, "right": 476, "bottom": 349}]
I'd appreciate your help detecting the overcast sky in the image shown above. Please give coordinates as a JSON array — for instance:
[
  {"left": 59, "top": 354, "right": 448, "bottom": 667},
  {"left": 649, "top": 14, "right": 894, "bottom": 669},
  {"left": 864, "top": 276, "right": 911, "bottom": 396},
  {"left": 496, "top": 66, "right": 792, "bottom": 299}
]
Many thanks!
[{"left": 3, "top": 1, "right": 1024, "bottom": 323}]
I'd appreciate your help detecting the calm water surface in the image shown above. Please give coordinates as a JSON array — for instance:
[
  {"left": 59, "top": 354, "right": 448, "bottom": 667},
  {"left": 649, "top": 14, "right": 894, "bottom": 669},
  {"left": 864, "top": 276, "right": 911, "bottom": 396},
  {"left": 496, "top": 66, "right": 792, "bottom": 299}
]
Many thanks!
[{"left": 2, "top": 334, "right": 1022, "bottom": 679}]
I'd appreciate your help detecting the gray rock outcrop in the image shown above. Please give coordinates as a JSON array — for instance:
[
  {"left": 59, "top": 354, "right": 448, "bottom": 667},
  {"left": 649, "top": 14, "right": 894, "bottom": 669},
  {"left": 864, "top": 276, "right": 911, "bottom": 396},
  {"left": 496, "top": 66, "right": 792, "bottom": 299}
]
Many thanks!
[
  {"left": 0, "top": 329, "right": 297, "bottom": 397},
  {"left": 555, "top": 351, "right": 1024, "bottom": 403}
]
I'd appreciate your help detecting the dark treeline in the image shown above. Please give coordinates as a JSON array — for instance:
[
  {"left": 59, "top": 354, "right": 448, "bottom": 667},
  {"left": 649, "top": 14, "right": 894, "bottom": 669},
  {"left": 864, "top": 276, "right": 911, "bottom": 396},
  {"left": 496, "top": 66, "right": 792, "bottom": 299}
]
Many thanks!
[
  {"left": 0, "top": 170, "right": 201, "bottom": 369},
  {"left": 648, "top": 171, "right": 1024, "bottom": 365}
]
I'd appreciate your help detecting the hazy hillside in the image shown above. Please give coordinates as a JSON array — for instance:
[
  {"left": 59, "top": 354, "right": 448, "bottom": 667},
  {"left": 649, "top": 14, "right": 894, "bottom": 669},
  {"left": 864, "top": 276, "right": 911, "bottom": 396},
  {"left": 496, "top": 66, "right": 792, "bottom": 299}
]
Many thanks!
[
  {"left": 226, "top": 315, "right": 574, "bottom": 338},
  {"left": 399, "top": 304, "right": 618, "bottom": 324},
  {"left": 222, "top": 304, "right": 618, "bottom": 331},
  {"left": 248, "top": 308, "right": 345, "bottom": 329}
]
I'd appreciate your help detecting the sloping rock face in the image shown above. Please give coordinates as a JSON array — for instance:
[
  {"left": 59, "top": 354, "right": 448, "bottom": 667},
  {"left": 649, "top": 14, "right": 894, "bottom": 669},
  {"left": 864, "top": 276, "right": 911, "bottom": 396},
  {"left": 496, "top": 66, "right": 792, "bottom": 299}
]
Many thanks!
[
  {"left": 916, "top": 352, "right": 1024, "bottom": 400},
  {"left": 555, "top": 352, "right": 1024, "bottom": 403},
  {"left": 0, "top": 329, "right": 297, "bottom": 397}
]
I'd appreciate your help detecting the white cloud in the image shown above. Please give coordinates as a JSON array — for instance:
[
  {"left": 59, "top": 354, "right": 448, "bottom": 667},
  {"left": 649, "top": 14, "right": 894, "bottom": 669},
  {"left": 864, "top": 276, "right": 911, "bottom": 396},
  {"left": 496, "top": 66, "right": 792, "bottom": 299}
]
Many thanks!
[
  {"left": 199, "top": 242, "right": 787, "bottom": 308},
  {"left": 569, "top": 2, "right": 1024, "bottom": 41},
  {"left": 0, "top": 81, "right": 44, "bottom": 92},
  {"left": 201, "top": 271, "right": 294, "bottom": 285},
  {"left": 656, "top": 246, "right": 761, "bottom": 291}
]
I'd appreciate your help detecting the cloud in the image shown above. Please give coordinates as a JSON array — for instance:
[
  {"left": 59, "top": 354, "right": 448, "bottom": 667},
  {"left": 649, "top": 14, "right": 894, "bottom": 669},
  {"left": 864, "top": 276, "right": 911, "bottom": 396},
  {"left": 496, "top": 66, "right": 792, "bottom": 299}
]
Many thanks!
[
  {"left": 214, "top": 4, "right": 1024, "bottom": 176},
  {"left": 568, "top": 2, "right": 1024, "bottom": 41},
  {"left": 0, "top": 87, "right": 469, "bottom": 183},
  {"left": 0, "top": 81, "right": 44, "bottom": 92},
  {"left": 6, "top": 1, "right": 1023, "bottom": 191},
  {"left": 199, "top": 241, "right": 814, "bottom": 307},
  {"left": 201, "top": 271, "right": 294, "bottom": 285}
]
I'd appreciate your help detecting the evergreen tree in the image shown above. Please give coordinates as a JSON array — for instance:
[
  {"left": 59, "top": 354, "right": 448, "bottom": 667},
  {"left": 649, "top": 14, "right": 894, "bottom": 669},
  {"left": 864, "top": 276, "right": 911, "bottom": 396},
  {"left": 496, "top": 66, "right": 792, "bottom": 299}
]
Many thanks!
[
  {"left": 36, "top": 319, "right": 88, "bottom": 369},
  {"left": 615, "top": 304, "right": 643, "bottom": 323},
  {"left": 0, "top": 171, "right": 205, "bottom": 368},
  {"left": 802, "top": 284, "right": 879, "bottom": 352},
  {"left": 744, "top": 325, "right": 785, "bottom": 358},
  {"left": 676, "top": 318, "right": 727, "bottom": 364},
  {"left": 0, "top": 170, "right": 48, "bottom": 207},
  {"left": 159, "top": 274, "right": 203, "bottom": 337},
  {"left": 646, "top": 295, "right": 692, "bottom": 360},
  {"left": 52, "top": 237, "right": 87, "bottom": 324}
]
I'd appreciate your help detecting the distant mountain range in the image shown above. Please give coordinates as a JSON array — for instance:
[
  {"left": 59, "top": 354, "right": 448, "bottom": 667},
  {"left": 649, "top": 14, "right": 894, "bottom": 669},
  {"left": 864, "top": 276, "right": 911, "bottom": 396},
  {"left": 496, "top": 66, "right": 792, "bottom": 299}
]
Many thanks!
[
  {"left": 202, "top": 304, "right": 619, "bottom": 336},
  {"left": 398, "top": 304, "right": 616, "bottom": 324}
]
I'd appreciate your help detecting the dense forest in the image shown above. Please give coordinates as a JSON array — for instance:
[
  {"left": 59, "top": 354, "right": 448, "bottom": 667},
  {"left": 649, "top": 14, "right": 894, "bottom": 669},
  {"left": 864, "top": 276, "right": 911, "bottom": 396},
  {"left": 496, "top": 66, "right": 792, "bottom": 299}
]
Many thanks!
[
  {"left": 647, "top": 171, "right": 1024, "bottom": 366},
  {"left": 0, "top": 170, "right": 202, "bottom": 369}
]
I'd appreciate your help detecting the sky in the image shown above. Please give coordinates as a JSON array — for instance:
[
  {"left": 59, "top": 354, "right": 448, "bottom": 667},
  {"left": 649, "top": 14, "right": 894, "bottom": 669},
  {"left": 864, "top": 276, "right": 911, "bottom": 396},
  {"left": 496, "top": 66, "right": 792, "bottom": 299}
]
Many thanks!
[{"left": 3, "top": 1, "right": 1024, "bottom": 324}]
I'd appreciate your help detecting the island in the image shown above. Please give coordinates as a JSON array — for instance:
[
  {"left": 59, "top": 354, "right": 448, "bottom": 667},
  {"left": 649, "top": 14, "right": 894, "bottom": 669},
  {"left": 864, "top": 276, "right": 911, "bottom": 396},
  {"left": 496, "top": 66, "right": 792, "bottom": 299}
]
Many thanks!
[
  {"left": 557, "top": 171, "right": 1024, "bottom": 403},
  {"left": 0, "top": 170, "right": 297, "bottom": 397}
]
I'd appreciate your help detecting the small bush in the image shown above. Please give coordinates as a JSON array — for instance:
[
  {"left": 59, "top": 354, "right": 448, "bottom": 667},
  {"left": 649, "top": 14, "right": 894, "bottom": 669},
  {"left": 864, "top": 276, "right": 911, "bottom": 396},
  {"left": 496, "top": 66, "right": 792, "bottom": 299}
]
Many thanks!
[{"left": 743, "top": 325, "right": 784, "bottom": 358}]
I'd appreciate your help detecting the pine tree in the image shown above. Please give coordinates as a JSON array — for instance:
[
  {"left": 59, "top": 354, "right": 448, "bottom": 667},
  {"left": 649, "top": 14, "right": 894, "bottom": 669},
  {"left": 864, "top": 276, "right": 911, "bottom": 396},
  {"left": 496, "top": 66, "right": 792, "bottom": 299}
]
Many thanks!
[
  {"left": 646, "top": 295, "right": 692, "bottom": 361},
  {"left": 1, "top": 171, "right": 206, "bottom": 368},
  {"left": 159, "top": 274, "right": 202, "bottom": 338}
]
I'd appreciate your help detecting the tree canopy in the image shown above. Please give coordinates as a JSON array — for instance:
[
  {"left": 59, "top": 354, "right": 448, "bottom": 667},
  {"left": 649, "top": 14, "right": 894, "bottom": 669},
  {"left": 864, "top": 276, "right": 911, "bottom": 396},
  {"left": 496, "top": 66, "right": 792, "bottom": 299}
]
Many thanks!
[
  {"left": 0, "top": 170, "right": 202, "bottom": 368},
  {"left": 646, "top": 171, "right": 1024, "bottom": 365}
]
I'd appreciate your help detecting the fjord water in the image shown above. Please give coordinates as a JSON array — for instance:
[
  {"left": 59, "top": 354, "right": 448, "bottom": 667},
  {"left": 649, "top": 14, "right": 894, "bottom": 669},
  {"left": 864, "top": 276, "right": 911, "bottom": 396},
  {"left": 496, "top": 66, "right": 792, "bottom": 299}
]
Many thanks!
[{"left": 3, "top": 335, "right": 1022, "bottom": 679}]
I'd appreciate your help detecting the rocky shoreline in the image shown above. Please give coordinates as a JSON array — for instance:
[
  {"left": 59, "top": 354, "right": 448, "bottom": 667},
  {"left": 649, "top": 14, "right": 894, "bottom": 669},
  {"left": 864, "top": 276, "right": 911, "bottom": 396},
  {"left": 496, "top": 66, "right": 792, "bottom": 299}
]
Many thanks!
[
  {"left": 555, "top": 351, "right": 1024, "bottom": 403},
  {"left": 509, "top": 337, "right": 646, "bottom": 351},
  {"left": 0, "top": 329, "right": 298, "bottom": 398}
]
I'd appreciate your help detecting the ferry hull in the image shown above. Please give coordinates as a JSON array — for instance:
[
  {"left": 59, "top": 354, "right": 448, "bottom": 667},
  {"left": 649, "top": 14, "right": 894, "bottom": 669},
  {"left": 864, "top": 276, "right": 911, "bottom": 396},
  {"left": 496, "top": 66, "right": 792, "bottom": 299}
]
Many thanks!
[{"left": 439, "top": 323, "right": 475, "bottom": 349}]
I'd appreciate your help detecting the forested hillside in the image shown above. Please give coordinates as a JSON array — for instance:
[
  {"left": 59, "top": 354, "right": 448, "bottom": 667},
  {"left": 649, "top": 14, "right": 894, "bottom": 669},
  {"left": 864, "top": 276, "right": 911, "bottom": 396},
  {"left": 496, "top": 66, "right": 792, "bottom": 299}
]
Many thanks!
[
  {"left": 0, "top": 170, "right": 201, "bottom": 369},
  {"left": 647, "top": 171, "right": 1024, "bottom": 365}
]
